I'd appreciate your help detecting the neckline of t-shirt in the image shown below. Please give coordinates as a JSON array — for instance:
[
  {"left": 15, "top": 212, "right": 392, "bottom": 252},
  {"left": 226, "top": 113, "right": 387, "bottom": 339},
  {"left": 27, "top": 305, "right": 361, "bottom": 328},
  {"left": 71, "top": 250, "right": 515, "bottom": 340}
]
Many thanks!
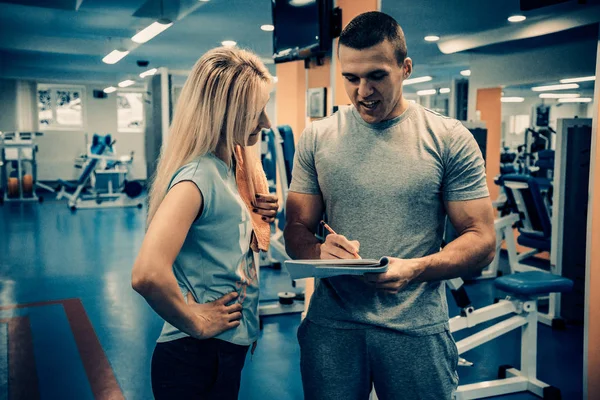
[
  {"left": 206, "top": 152, "right": 233, "bottom": 176},
  {"left": 350, "top": 101, "right": 415, "bottom": 131}
]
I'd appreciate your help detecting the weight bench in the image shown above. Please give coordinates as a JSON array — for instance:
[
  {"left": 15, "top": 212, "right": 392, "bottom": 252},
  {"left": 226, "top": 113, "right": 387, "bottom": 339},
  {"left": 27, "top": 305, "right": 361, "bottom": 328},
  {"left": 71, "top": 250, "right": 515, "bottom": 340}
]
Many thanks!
[
  {"left": 500, "top": 174, "right": 553, "bottom": 274},
  {"left": 56, "top": 134, "right": 109, "bottom": 209},
  {"left": 451, "top": 272, "right": 572, "bottom": 399}
]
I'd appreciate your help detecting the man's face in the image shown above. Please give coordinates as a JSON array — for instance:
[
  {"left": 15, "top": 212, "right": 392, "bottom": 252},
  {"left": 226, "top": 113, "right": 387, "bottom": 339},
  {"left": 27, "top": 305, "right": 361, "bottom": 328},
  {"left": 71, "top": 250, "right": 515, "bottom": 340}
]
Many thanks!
[{"left": 339, "top": 40, "right": 411, "bottom": 124}]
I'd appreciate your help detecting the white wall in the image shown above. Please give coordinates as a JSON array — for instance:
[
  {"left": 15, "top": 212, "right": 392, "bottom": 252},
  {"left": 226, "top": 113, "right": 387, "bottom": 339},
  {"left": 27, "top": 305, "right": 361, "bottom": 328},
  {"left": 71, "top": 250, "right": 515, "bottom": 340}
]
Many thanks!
[
  {"left": 20, "top": 82, "right": 147, "bottom": 181},
  {"left": 468, "top": 39, "right": 597, "bottom": 121}
]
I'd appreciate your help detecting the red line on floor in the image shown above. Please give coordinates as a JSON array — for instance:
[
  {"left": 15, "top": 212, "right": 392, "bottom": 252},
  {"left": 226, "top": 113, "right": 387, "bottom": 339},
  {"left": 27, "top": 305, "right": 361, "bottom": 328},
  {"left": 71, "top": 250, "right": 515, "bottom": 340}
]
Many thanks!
[
  {"left": 0, "top": 316, "right": 40, "bottom": 400},
  {"left": 0, "top": 299, "right": 74, "bottom": 310},
  {"left": 61, "top": 298, "right": 125, "bottom": 400}
]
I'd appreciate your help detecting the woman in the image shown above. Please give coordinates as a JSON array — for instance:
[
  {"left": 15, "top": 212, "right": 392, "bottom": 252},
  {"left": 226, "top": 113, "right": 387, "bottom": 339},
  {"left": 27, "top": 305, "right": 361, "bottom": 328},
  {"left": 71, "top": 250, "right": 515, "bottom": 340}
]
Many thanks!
[{"left": 132, "top": 46, "right": 278, "bottom": 399}]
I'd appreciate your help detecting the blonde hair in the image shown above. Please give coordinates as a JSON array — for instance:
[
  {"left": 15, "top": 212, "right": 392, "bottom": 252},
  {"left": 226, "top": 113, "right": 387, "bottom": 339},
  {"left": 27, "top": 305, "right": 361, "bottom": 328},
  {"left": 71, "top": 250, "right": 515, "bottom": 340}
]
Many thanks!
[{"left": 147, "top": 47, "right": 272, "bottom": 224}]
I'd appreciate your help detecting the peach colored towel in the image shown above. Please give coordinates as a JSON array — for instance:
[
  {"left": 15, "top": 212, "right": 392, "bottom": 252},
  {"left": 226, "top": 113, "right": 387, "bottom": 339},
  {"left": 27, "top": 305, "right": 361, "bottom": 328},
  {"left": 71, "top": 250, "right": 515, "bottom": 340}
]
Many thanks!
[{"left": 235, "top": 145, "right": 271, "bottom": 252}]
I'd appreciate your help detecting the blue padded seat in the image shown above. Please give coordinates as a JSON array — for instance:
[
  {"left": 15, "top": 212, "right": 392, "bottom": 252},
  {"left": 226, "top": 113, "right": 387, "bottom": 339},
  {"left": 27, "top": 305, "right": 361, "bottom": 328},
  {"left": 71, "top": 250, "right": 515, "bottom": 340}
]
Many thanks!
[
  {"left": 495, "top": 271, "right": 573, "bottom": 296},
  {"left": 517, "top": 231, "right": 551, "bottom": 252}
]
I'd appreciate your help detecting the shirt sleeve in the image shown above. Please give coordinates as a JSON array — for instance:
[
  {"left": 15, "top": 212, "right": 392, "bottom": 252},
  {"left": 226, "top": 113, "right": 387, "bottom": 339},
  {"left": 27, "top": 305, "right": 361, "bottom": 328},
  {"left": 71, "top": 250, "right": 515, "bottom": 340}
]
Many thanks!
[
  {"left": 442, "top": 122, "right": 490, "bottom": 202},
  {"left": 168, "top": 161, "right": 215, "bottom": 221},
  {"left": 289, "top": 124, "right": 321, "bottom": 195}
]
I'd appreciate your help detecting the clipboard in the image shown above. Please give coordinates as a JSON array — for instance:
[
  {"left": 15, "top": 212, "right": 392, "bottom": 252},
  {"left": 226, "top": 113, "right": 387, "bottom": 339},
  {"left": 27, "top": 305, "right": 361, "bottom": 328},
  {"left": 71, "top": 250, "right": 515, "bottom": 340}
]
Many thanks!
[{"left": 284, "top": 257, "right": 390, "bottom": 280}]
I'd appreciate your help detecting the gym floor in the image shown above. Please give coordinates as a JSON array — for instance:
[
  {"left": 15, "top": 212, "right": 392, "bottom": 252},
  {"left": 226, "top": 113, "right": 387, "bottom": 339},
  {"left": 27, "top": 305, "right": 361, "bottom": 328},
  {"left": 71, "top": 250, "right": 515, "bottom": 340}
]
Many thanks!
[{"left": 0, "top": 198, "right": 583, "bottom": 399}]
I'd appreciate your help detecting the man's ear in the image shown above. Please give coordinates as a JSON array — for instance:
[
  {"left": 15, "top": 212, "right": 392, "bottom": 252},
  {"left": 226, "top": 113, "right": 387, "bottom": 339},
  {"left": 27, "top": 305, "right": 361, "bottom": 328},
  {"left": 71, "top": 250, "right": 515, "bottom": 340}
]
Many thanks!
[{"left": 403, "top": 57, "right": 413, "bottom": 79}]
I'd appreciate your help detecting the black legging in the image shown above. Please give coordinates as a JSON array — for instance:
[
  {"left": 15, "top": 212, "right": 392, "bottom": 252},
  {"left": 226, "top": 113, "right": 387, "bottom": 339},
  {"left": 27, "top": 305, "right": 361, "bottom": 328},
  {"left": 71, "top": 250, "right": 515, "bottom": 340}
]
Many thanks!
[{"left": 151, "top": 337, "right": 249, "bottom": 399}]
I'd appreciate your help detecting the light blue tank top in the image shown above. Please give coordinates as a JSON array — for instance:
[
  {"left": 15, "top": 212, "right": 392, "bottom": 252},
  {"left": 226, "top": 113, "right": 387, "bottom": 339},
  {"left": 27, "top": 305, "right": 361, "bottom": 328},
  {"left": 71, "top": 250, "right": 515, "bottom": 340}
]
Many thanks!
[{"left": 157, "top": 153, "right": 259, "bottom": 346}]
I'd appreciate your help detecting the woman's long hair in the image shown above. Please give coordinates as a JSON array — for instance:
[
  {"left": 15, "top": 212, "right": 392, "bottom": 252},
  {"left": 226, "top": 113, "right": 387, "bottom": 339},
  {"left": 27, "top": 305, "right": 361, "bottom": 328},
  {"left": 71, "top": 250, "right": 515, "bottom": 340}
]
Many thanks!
[{"left": 147, "top": 47, "right": 272, "bottom": 225}]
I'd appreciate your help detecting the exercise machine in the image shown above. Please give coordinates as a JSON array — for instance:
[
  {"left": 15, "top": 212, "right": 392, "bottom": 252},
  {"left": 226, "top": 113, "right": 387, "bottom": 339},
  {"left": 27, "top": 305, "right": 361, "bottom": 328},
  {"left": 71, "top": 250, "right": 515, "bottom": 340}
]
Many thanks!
[
  {"left": 0, "top": 131, "right": 52, "bottom": 204},
  {"left": 550, "top": 118, "right": 592, "bottom": 325},
  {"left": 258, "top": 126, "right": 305, "bottom": 322},
  {"left": 56, "top": 133, "right": 143, "bottom": 211},
  {"left": 497, "top": 118, "right": 592, "bottom": 327},
  {"left": 449, "top": 273, "right": 572, "bottom": 399}
]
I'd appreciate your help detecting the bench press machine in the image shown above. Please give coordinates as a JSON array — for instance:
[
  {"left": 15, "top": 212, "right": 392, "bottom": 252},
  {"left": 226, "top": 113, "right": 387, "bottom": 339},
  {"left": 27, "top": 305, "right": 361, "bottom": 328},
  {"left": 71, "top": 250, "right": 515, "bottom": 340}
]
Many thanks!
[{"left": 449, "top": 272, "right": 572, "bottom": 399}]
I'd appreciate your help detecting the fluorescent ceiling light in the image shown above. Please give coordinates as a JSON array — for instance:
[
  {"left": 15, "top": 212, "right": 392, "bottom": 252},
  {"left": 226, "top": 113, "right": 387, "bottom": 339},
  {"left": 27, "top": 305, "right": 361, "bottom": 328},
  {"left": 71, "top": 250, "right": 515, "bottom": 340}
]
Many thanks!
[
  {"left": 460, "top": 69, "right": 471, "bottom": 77},
  {"left": 501, "top": 97, "right": 525, "bottom": 103},
  {"left": 222, "top": 40, "right": 237, "bottom": 47},
  {"left": 199, "top": 0, "right": 210, "bottom": 2},
  {"left": 417, "top": 89, "right": 437, "bottom": 96},
  {"left": 439, "top": 88, "right": 451, "bottom": 94},
  {"left": 261, "top": 24, "right": 274, "bottom": 32},
  {"left": 139, "top": 68, "right": 158, "bottom": 78},
  {"left": 558, "top": 97, "right": 592, "bottom": 103},
  {"left": 290, "top": 0, "right": 314, "bottom": 6},
  {"left": 424, "top": 35, "right": 440, "bottom": 42},
  {"left": 102, "top": 50, "right": 130, "bottom": 65},
  {"left": 403, "top": 76, "right": 433, "bottom": 85},
  {"left": 531, "top": 83, "right": 579, "bottom": 91},
  {"left": 103, "top": 86, "right": 117, "bottom": 94},
  {"left": 559, "top": 76, "right": 595, "bottom": 84},
  {"left": 539, "top": 93, "right": 580, "bottom": 99},
  {"left": 132, "top": 20, "right": 173, "bottom": 44},
  {"left": 118, "top": 80, "right": 135, "bottom": 88},
  {"left": 508, "top": 15, "right": 526, "bottom": 22}
]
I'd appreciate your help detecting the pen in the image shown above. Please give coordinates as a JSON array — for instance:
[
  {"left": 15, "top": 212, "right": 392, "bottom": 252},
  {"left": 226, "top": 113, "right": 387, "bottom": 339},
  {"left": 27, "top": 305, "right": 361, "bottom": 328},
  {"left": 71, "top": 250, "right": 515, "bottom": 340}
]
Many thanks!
[{"left": 320, "top": 220, "right": 361, "bottom": 259}]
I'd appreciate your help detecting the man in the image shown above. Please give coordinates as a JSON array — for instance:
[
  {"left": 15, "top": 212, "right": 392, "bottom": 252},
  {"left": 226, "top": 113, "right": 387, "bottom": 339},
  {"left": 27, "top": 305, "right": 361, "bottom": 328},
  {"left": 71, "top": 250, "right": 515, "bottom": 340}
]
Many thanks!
[{"left": 283, "top": 11, "right": 496, "bottom": 400}]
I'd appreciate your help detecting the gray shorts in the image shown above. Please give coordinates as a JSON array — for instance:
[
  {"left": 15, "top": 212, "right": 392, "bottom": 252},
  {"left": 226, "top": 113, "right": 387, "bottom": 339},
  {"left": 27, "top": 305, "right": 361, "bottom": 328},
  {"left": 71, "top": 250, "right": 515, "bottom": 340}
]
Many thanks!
[{"left": 297, "top": 319, "right": 459, "bottom": 400}]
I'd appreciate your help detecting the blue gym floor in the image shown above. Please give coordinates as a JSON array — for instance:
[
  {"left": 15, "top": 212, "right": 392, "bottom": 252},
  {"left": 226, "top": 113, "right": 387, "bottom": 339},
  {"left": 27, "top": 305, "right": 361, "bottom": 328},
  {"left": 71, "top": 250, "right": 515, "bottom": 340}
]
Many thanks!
[{"left": 0, "top": 198, "right": 583, "bottom": 399}]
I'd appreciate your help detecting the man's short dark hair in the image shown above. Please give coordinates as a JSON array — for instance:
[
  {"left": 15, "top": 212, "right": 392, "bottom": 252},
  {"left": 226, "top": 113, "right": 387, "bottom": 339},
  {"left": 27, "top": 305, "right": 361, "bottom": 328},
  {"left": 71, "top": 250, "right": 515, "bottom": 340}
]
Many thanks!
[{"left": 338, "top": 11, "right": 407, "bottom": 65}]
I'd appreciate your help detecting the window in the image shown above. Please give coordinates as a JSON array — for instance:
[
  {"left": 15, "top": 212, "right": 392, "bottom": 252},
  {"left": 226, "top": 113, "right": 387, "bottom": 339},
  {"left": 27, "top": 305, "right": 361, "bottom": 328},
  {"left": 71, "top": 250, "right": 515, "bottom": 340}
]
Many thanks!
[
  {"left": 117, "top": 92, "right": 145, "bottom": 132},
  {"left": 38, "top": 85, "right": 85, "bottom": 130}
]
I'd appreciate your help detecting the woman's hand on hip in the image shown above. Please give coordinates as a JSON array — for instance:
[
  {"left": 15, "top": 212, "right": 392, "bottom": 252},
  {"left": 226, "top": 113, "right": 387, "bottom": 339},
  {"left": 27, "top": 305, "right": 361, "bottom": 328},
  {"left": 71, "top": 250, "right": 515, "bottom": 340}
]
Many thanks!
[{"left": 187, "top": 291, "right": 243, "bottom": 339}]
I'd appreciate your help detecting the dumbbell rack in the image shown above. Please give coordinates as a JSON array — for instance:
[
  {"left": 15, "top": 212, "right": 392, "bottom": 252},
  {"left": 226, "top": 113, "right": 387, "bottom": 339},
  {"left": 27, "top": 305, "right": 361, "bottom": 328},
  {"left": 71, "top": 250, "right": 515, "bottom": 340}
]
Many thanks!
[{"left": 0, "top": 131, "right": 45, "bottom": 204}]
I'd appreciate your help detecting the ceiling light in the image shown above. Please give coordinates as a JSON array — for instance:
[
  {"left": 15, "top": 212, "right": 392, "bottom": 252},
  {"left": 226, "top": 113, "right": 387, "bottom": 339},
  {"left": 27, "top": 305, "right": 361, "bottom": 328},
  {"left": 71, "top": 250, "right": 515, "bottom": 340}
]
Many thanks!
[
  {"left": 132, "top": 20, "right": 173, "bottom": 44},
  {"left": 417, "top": 89, "right": 437, "bottom": 96},
  {"left": 424, "top": 35, "right": 440, "bottom": 42},
  {"left": 103, "top": 86, "right": 117, "bottom": 94},
  {"left": 439, "top": 88, "right": 451, "bottom": 94},
  {"left": 460, "top": 69, "right": 471, "bottom": 77},
  {"left": 118, "top": 80, "right": 135, "bottom": 88},
  {"left": 501, "top": 97, "right": 525, "bottom": 103},
  {"left": 559, "top": 76, "right": 595, "bottom": 84},
  {"left": 539, "top": 93, "right": 580, "bottom": 99},
  {"left": 102, "top": 50, "right": 130, "bottom": 64},
  {"left": 199, "top": 0, "right": 210, "bottom": 2},
  {"left": 403, "top": 76, "right": 433, "bottom": 85},
  {"left": 558, "top": 97, "right": 592, "bottom": 103},
  {"left": 139, "top": 68, "right": 158, "bottom": 78},
  {"left": 261, "top": 24, "right": 274, "bottom": 32},
  {"left": 289, "top": 0, "right": 314, "bottom": 6},
  {"left": 531, "top": 83, "right": 579, "bottom": 91},
  {"left": 508, "top": 15, "right": 526, "bottom": 22},
  {"left": 222, "top": 40, "right": 237, "bottom": 47}
]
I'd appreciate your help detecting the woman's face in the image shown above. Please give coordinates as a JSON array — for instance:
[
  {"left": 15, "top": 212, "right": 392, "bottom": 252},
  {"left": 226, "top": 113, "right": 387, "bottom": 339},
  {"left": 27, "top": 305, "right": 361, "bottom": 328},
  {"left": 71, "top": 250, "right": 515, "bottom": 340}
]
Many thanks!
[{"left": 247, "top": 107, "right": 271, "bottom": 146}]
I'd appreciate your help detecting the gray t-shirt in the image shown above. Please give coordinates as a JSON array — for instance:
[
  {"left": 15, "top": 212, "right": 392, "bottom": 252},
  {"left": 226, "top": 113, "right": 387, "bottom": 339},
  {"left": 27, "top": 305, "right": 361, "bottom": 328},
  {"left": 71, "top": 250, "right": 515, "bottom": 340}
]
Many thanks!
[
  {"left": 289, "top": 103, "right": 489, "bottom": 335},
  {"left": 157, "top": 153, "right": 260, "bottom": 346}
]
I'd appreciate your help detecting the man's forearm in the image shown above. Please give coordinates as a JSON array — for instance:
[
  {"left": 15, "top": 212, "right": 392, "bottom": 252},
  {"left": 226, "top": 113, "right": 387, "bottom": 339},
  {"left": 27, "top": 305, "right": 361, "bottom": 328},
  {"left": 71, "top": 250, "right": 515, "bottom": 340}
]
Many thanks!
[
  {"left": 412, "top": 230, "right": 495, "bottom": 282},
  {"left": 284, "top": 222, "right": 321, "bottom": 259}
]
